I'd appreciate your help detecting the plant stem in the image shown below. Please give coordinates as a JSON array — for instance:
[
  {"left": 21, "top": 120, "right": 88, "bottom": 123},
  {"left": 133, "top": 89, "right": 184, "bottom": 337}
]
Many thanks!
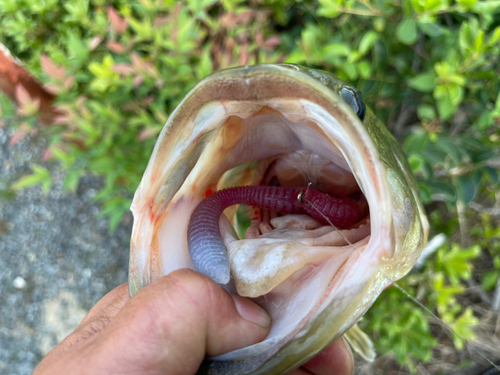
[{"left": 492, "top": 277, "right": 500, "bottom": 312}]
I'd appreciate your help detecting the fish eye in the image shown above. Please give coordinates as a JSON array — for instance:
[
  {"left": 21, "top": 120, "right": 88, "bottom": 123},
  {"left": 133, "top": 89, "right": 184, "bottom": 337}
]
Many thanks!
[{"left": 340, "top": 86, "right": 366, "bottom": 122}]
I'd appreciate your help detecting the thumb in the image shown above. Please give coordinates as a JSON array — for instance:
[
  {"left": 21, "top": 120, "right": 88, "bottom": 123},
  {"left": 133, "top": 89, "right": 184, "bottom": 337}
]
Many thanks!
[{"left": 89, "top": 269, "right": 271, "bottom": 375}]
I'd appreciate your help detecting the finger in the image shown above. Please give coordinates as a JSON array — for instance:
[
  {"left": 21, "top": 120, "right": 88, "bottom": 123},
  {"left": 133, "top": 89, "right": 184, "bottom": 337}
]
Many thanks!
[
  {"left": 300, "top": 337, "right": 354, "bottom": 375},
  {"left": 289, "top": 369, "right": 314, "bottom": 375},
  {"left": 87, "top": 269, "right": 271, "bottom": 375},
  {"left": 57, "top": 283, "right": 130, "bottom": 349},
  {"left": 81, "top": 283, "right": 130, "bottom": 325},
  {"left": 33, "top": 283, "right": 131, "bottom": 374}
]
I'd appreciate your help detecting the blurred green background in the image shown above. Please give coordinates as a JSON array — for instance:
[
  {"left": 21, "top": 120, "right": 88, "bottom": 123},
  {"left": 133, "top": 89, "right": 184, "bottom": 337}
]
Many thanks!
[{"left": 1, "top": 0, "right": 500, "bottom": 373}]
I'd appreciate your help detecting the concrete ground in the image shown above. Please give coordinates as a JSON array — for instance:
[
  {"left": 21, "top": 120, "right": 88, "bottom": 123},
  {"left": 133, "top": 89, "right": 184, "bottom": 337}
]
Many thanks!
[{"left": 0, "top": 121, "right": 131, "bottom": 374}]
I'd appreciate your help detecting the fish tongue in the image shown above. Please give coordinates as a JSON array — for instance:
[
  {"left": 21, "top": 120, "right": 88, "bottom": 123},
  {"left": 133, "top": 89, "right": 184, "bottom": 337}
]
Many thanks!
[{"left": 220, "top": 211, "right": 361, "bottom": 298}]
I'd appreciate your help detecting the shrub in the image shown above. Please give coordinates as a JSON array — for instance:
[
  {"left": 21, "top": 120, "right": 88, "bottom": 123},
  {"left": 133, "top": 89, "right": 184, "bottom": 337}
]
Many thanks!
[{"left": 2, "top": 0, "right": 499, "bottom": 371}]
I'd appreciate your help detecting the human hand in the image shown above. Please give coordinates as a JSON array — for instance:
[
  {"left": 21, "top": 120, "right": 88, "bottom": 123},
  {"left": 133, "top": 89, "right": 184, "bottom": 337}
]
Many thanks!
[{"left": 34, "top": 269, "right": 353, "bottom": 375}]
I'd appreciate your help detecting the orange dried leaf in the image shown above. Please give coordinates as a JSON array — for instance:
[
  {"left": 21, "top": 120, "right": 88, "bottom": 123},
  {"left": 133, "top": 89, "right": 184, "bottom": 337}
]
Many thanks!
[
  {"left": 106, "top": 41, "right": 126, "bottom": 54},
  {"left": 131, "top": 52, "right": 145, "bottom": 70},
  {"left": 15, "top": 84, "right": 32, "bottom": 106},
  {"left": 64, "top": 76, "right": 75, "bottom": 90},
  {"left": 89, "top": 36, "right": 103, "bottom": 51},
  {"left": 9, "top": 122, "right": 31, "bottom": 146},
  {"left": 41, "top": 54, "right": 66, "bottom": 80},
  {"left": 113, "top": 63, "right": 134, "bottom": 75},
  {"left": 45, "top": 84, "right": 62, "bottom": 95},
  {"left": 52, "top": 115, "right": 70, "bottom": 125},
  {"left": 9, "top": 129, "right": 28, "bottom": 146},
  {"left": 15, "top": 84, "right": 41, "bottom": 117},
  {"left": 138, "top": 126, "right": 161, "bottom": 141},
  {"left": 42, "top": 148, "right": 53, "bottom": 161},
  {"left": 264, "top": 36, "right": 280, "bottom": 48},
  {"left": 108, "top": 7, "right": 128, "bottom": 34},
  {"left": 133, "top": 75, "right": 144, "bottom": 88},
  {"left": 154, "top": 17, "right": 169, "bottom": 26}
]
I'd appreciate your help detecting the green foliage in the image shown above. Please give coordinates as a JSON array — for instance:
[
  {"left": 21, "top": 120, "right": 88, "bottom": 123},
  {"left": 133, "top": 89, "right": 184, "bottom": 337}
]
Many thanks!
[
  {"left": 1, "top": 0, "right": 284, "bottom": 225},
  {"left": 363, "top": 241, "right": 481, "bottom": 371},
  {"left": 11, "top": 164, "right": 52, "bottom": 194},
  {"left": 432, "top": 243, "right": 481, "bottom": 349},
  {"left": 365, "top": 284, "right": 438, "bottom": 372},
  {"left": 2, "top": 0, "right": 500, "bottom": 370},
  {"left": 436, "top": 244, "right": 480, "bottom": 285}
]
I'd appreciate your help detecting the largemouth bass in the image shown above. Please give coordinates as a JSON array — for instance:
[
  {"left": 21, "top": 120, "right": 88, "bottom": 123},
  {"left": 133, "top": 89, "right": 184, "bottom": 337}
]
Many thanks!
[{"left": 129, "top": 64, "right": 429, "bottom": 374}]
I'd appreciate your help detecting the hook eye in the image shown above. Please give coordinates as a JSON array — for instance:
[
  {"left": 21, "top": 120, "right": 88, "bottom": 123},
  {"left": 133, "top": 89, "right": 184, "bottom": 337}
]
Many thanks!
[
  {"left": 296, "top": 190, "right": 304, "bottom": 204},
  {"left": 340, "top": 86, "right": 366, "bottom": 122}
]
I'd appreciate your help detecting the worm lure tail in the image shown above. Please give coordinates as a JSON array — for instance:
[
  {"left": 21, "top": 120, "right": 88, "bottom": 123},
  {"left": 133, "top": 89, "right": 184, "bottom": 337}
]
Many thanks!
[{"left": 187, "top": 185, "right": 360, "bottom": 284}]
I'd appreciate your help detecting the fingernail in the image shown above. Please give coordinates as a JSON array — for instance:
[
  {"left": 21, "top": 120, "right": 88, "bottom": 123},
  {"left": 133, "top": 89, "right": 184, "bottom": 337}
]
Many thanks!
[
  {"left": 341, "top": 337, "right": 354, "bottom": 375},
  {"left": 232, "top": 295, "right": 271, "bottom": 328}
]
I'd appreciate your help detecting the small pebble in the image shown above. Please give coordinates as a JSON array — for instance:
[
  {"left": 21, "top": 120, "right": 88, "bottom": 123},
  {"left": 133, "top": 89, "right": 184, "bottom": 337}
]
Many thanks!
[
  {"left": 82, "top": 268, "right": 92, "bottom": 278},
  {"left": 13, "top": 277, "right": 27, "bottom": 289}
]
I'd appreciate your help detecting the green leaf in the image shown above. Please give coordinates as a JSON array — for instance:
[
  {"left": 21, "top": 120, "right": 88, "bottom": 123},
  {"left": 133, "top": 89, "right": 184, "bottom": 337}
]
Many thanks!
[
  {"left": 417, "top": 22, "right": 445, "bottom": 37},
  {"left": 476, "top": 110, "right": 494, "bottom": 130},
  {"left": 196, "top": 46, "right": 213, "bottom": 80},
  {"left": 437, "top": 244, "right": 481, "bottom": 284},
  {"left": 481, "top": 271, "right": 499, "bottom": 291},
  {"left": 418, "top": 181, "right": 432, "bottom": 203},
  {"left": 67, "top": 31, "right": 88, "bottom": 64},
  {"left": 358, "top": 31, "right": 379, "bottom": 56},
  {"left": 396, "top": 19, "right": 419, "bottom": 45},
  {"left": 457, "top": 0, "right": 477, "bottom": 6},
  {"left": 482, "top": 166, "right": 499, "bottom": 186},
  {"left": 356, "top": 61, "right": 371, "bottom": 79},
  {"left": 449, "top": 307, "right": 478, "bottom": 350},
  {"left": 417, "top": 104, "right": 436, "bottom": 120},
  {"left": 11, "top": 164, "right": 52, "bottom": 193},
  {"left": 434, "top": 84, "right": 458, "bottom": 119},
  {"left": 460, "top": 137, "right": 483, "bottom": 151},
  {"left": 472, "top": 149, "right": 497, "bottom": 163},
  {"left": 487, "top": 26, "right": 500, "bottom": 46},
  {"left": 408, "top": 72, "right": 437, "bottom": 92},
  {"left": 429, "top": 181, "right": 457, "bottom": 202},
  {"left": 456, "top": 176, "right": 476, "bottom": 203},
  {"left": 63, "top": 169, "right": 83, "bottom": 193},
  {"left": 435, "top": 138, "right": 462, "bottom": 165},
  {"left": 317, "top": 0, "right": 342, "bottom": 18},
  {"left": 403, "top": 132, "right": 429, "bottom": 154},
  {"left": 471, "top": 169, "right": 483, "bottom": 186},
  {"left": 99, "top": 197, "right": 132, "bottom": 233},
  {"left": 323, "top": 43, "right": 351, "bottom": 58},
  {"left": 408, "top": 154, "right": 424, "bottom": 173},
  {"left": 0, "top": 92, "right": 16, "bottom": 117},
  {"left": 448, "top": 83, "right": 464, "bottom": 106},
  {"left": 421, "top": 148, "right": 447, "bottom": 165}
]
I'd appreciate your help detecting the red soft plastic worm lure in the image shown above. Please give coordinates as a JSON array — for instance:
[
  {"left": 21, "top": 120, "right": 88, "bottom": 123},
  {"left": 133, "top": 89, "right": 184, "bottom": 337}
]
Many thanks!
[{"left": 187, "top": 185, "right": 360, "bottom": 284}]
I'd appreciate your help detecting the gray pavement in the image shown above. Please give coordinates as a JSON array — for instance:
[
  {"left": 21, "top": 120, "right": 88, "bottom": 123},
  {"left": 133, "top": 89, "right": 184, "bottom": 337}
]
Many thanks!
[{"left": 0, "top": 121, "right": 132, "bottom": 375}]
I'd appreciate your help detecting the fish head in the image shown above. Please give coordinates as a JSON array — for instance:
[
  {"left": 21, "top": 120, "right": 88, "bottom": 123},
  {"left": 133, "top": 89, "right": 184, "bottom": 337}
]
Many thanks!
[{"left": 129, "top": 64, "right": 429, "bottom": 374}]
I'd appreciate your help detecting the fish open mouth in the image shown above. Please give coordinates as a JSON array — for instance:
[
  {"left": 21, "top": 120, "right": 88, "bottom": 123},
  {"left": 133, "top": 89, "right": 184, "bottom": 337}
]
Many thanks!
[
  {"left": 192, "top": 103, "right": 374, "bottom": 299},
  {"left": 176, "top": 100, "right": 382, "bottom": 363},
  {"left": 129, "top": 64, "right": 422, "bottom": 372}
]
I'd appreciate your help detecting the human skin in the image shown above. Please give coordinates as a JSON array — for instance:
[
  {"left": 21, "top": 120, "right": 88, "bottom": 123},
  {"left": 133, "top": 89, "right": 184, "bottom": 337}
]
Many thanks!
[{"left": 33, "top": 269, "right": 354, "bottom": 375}]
